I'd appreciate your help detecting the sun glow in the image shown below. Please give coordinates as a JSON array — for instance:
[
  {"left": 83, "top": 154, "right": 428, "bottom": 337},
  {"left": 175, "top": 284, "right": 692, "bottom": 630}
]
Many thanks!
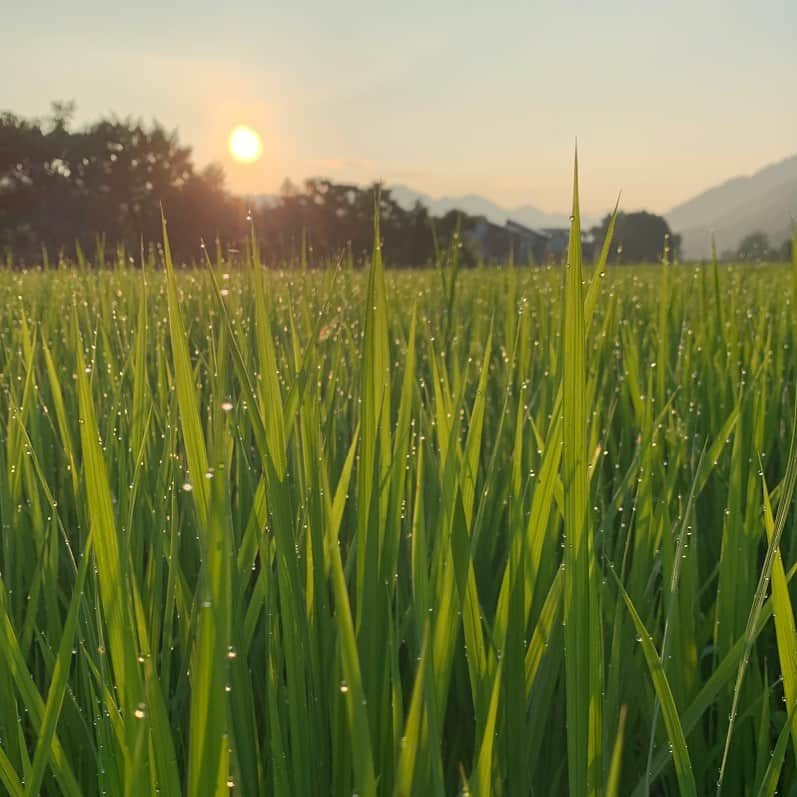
[{"left": 228, "top": 125, "right": 263, "bottom": 164}]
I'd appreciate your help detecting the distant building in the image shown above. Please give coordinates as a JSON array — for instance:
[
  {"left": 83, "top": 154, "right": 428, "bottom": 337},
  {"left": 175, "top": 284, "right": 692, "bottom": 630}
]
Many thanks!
[
  {"left": 542, "top": 227, "right": 597, "bottom": 262},
  {"left": 465, "top": 217, "right": 548, "bottom": 264},
  {"left": 504, "top": 220, "right": 550, "bottom": 263},
  {"left": 465, "top": 218, "right": 596, "bottom": 264},
  {"left": 541, "top": 228, "right": 570, "bottom": 259}
]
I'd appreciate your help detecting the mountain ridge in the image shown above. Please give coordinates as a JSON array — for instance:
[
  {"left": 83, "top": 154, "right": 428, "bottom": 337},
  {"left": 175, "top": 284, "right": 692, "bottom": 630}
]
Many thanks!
[
  {"left": 387, "top": 184, "right": 577, "bottom": 230},
  {"left": 666, "top": 153, "right": 797, "bottom": 258}
]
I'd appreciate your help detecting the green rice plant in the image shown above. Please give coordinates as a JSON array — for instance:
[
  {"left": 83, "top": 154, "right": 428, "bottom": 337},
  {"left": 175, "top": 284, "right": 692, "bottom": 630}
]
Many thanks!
[
  {"left": 562, "top": 151, "right": 603, "bottom": 796},
  {"left": 0, "top": 165, "right": 795, "bottom": 795}
]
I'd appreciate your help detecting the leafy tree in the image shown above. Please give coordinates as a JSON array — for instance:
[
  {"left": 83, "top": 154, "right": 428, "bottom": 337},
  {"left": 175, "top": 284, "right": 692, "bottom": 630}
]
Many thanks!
[
  {"left": 254, "top": 179, "right": 438, "bottom": 267},
  {"left": 590, "top": 211, "right": 680, "bottom": 263},
  {"left": 736, "top": 231, "right": 777, "bottom": 262},
  {"left": 737, "top": 231, "right": 770, "bottom": 260},
  {"left": 0, "top": 103, "right": 242, "bottom": 263}
]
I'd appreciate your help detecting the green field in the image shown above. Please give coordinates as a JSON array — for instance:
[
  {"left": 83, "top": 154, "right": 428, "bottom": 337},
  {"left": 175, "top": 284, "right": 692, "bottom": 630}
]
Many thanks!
[{"left": 1, "top": 198, "right": 797, "bottom": 796}]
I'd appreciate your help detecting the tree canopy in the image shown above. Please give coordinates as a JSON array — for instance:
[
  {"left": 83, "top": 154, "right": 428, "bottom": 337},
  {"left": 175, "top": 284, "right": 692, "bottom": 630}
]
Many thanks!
[
  {"left": 254, "top": 179, "right": 437, "bottom": 267},
  {"left": 734, "top": 231, "right": 793, "bottom": 262},
  {"left": 0, "top": 104, "right": 244, "bottom": 263},
  {"left": 590, "top": 211, "right": 681, "bottom": 263}
]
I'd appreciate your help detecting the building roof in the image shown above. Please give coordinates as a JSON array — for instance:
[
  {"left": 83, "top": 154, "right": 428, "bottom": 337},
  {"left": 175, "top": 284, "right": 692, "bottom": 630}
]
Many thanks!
[{"left": 505, "top": 219, "right": 548, "bottom": 239}]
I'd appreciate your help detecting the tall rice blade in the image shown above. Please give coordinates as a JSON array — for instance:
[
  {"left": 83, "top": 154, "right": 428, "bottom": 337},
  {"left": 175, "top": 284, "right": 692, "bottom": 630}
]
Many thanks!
[
  {"left": 41, "top": 338, "right": 79, "bottom": 497},
  {"left": 472, "top": 660, "right": 502, "bottom": 797},
  {"left": 645, "top": 446, "right": 705, "bottom": 790},
  {"left": 0, "top": 580, "right": 83, "bottom": 797},
  {"left": 656, "top": 230, "right": 672, "bottom": 405},
  {"left": 75, "top": 330, "right": 141, "bottom": 756},
  {"left": 0, "top": 746, "right": 23, "bottom": 797},
  {"left": 161, "top": 213, "right": 209, "bottom": 525},
  {"left": 562, "top": 148, "right": 602, "bottom": 796},
  {"left": 355, "top": 197, "right": 393, "bottom": 775},
  {"left": 760, "top": 465, "right": 797, "bottom": 761},
  {"left": 524, "top": 565, "right": 564, "bottom": 688},
  {"left": 161, "top": 215, "right": 229, "bottom": 797},
  {"left": 756, "top": 707, "right": 796, "bottom": 797},
  {"left": 249, "top": 222, "right": 287, "bottom": 477},
  {"left": 611, "top": 570, "right": 697, "bottom": 797},
  {"left": 792, "top": 223, "right": 797, "bottom": 367},
  {"left": 383, "top": 306, "right": 418, "bottom": 599},
  {"left": 461, "top": 324, "right": 492, "bottom": 525},
  {"left": 792, "top": 222, "right": 797, "bottom": 315},
  {"left": 584, "top": 193, "right": 619, "bottom": 325},
  {"left": 711, "top": 235, "right": 723, "bottom": 342},
  {"left": 358, "top": 198, "right": 392, "bottom": 592},
  {"left": 718, "top": 397, "right": 797, "bottom": 794},
  {"left": 131, "top": 269, "right": 151, "bottom": 454},
  {"left": 635, "top": 564, "right": 797, "bottom": 794},
  {"left": 329, "top": 520, "right": 377, "bottom": 796},
  {"left": 23, "top": 535, "right": 91, "bottom": 797},
  {"left": 606, "top": 706, "right": 627, "bottom": 797},
  {"left": 186, "top": 472, "right": 234, "bottom": 797},
  {"left": 395, "top": 623, "right": 430, "bottom": 797}
]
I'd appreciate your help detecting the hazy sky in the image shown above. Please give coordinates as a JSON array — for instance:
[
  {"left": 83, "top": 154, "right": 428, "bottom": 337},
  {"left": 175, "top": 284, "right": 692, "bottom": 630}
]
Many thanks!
[{"left": 3, "top": 0, "right": 795, "bottom": 215}]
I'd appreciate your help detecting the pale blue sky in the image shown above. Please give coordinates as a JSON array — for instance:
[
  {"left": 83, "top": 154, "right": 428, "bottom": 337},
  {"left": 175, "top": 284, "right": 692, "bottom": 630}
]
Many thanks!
[{"left": 3, "top": 0, "right": 795, "bottom": 214}]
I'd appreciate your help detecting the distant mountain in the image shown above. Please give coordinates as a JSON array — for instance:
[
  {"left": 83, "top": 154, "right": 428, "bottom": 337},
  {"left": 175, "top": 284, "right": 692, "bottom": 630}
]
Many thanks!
[
  {"left": 667, "top": 154, "right": 797, "bottom": 259},
  {"left": 388, "top": 185, "right": 577, "bottom": 230}
]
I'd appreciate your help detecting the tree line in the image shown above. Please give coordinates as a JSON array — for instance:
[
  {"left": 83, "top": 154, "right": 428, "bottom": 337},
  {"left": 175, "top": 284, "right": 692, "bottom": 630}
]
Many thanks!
[
  {"left": 1, "top": 103, "right": 243, "bottom": 265},
  {"left": 0, "top": 104, "right": 469, "bottom": 267},
  {"left": 2, "top": 103, "right": 703, "bottom": 268}
]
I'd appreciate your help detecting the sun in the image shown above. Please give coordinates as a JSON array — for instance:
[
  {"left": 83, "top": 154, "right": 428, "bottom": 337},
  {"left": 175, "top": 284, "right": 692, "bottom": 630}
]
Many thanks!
[{"left": 228, "top": 125, "right": 263, "bottom": 164}]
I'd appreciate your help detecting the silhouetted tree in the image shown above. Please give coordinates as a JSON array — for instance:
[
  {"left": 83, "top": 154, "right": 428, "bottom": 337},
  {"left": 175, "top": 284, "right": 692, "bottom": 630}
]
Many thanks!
[
  {"left": 0, "top": 103, "right": 242, "bottom": 263},
  {"left": 737, "top": 231, "right": 770, "bottom": 261},
  {"left": 736, "top": 231, "right": 779, "bottom": 262},
  {"left": 254, "top": 179, "right": 439, "bottom": 267},
  {"left": 591, "top": 211, "right": 680, "bottom": 263}
]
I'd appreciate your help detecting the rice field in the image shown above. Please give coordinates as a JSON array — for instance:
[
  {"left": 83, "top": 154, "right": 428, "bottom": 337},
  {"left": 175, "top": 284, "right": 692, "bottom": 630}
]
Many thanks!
[{"left": 1, "top": 175, "right": 796, "bottom": 796}]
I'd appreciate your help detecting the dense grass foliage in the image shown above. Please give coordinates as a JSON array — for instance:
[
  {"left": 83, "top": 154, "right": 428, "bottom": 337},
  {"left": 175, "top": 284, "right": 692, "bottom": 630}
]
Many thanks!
[{"left": 1, "top": 205, "right": 796, "bottom": 794}]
